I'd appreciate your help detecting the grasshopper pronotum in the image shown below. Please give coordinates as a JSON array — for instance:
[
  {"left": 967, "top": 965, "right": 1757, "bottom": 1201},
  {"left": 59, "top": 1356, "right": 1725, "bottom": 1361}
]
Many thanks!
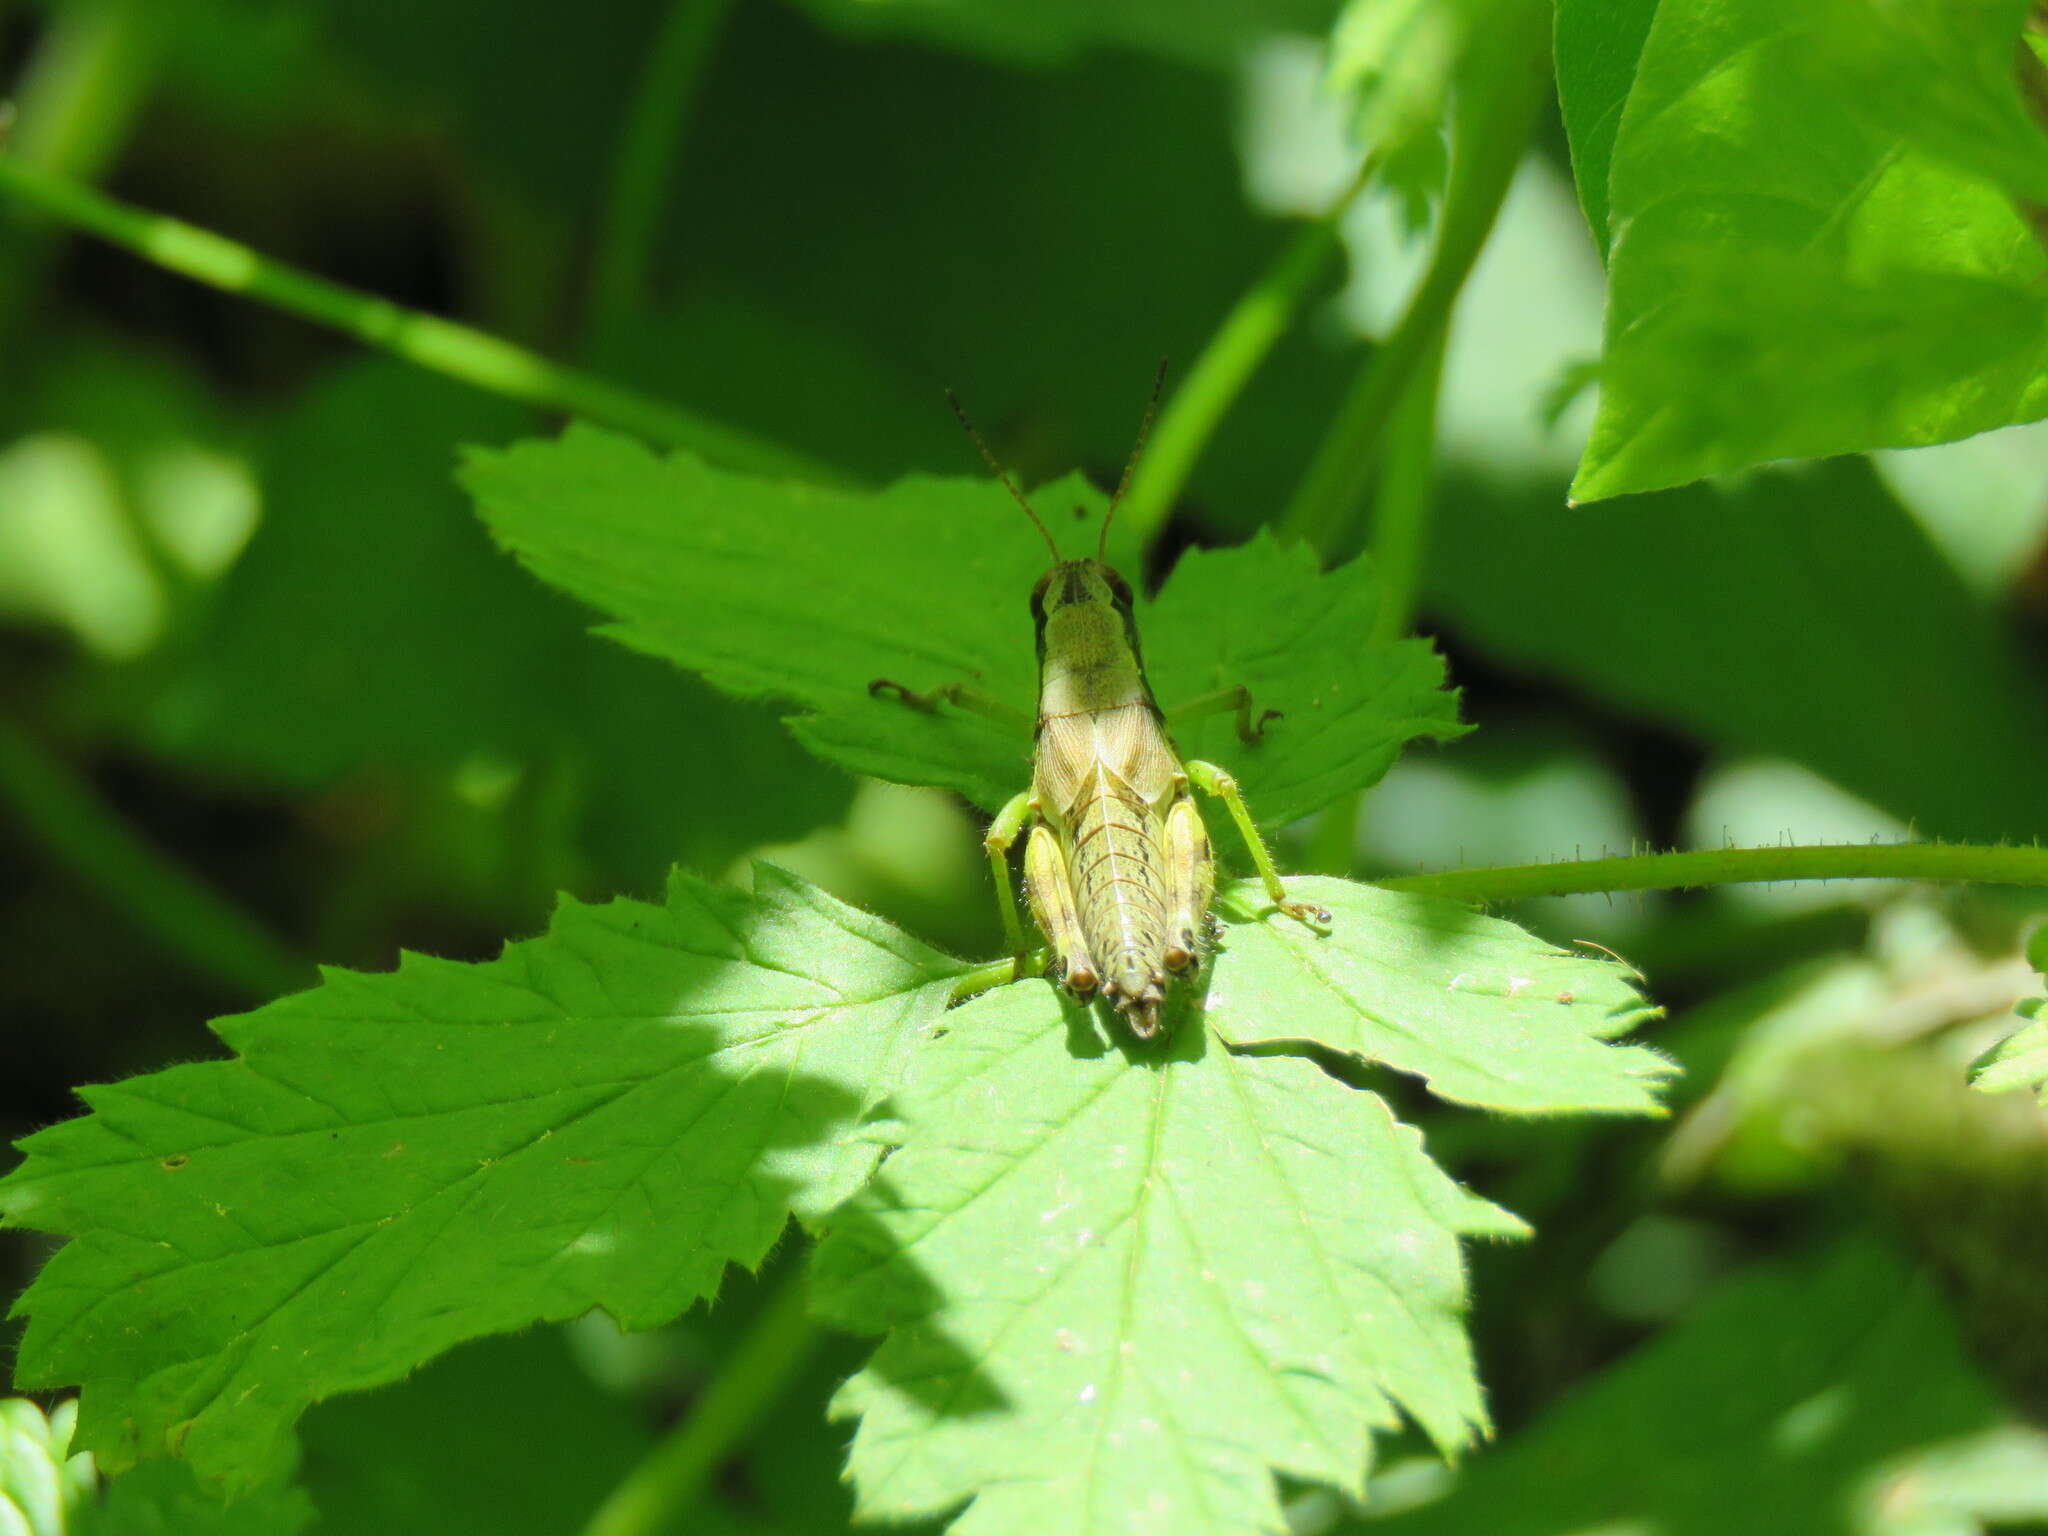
[{"left": 872, "top": 369, "right": 1329, "bottom": 1037}]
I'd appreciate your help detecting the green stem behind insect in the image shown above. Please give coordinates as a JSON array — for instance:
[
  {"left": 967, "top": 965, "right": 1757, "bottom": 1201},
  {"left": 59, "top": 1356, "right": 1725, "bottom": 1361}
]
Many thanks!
[
  {"left": 583, "top": 0, "right": 736, "bottom": 355},
  {"left": 1377, "top": 842, "right": 2048, "bottom": 904},
  {"left": 0, "top": 157, "right": 842, "bottom": 483},
  {"left": 576, "top": 1265, "right": 820, "bottom": 1536},
  {"left": 0, "top": 714, "right": 308, "bottom": 1000},
  {"left": 1120, "top": 156, "right": 1377, "bottom": 551},
  {"left": 1278, "top": 0, "right": 1549, "bottom": 560}
]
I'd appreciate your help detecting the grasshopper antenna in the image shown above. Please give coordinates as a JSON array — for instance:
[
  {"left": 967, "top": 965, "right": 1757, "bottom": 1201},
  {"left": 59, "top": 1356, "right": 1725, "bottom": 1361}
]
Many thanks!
[
  {"left": 1101, "top": 357, "right": 1167, "bottom": 562},
  {"left": 948, "top": 388, "right": 1059, "bottom": 561}
]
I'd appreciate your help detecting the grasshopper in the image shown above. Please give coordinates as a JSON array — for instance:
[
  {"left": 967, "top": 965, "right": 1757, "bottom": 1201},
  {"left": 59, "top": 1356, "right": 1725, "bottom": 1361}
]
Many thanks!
[{"left": 872, "top": 370, "right": 1329, "bottom": 1037}]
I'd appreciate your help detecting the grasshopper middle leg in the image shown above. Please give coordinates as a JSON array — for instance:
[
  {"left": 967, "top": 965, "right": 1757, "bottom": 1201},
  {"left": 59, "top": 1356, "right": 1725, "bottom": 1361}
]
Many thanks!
[{"left": 1184, "top": 760, "right": 1331, "bottom": 927}]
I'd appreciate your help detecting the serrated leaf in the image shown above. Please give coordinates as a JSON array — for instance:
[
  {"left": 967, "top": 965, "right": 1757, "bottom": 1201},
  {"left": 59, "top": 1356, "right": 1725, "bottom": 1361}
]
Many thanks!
[
  {"left": 462, "top": 426, "right": 1461, "bottom": 823},
  {"left": 812, "top": 876, "right": 1667, "bottom": 1533},
  {"left": 813, "top": 985, "right": 1518, "bottom": 1536},
  {"left": 0, "top": 867, "right": 966, "bottom": 1492},
  {"left": 1570, "top": 0, "right": 2048, "bottom": 500},
  {"left": 1208, "top": 878, "right": 1672, "bottom": 1114},
  {"left": 1973, "top": 937, "right": 2048, "bottom": 1101}
]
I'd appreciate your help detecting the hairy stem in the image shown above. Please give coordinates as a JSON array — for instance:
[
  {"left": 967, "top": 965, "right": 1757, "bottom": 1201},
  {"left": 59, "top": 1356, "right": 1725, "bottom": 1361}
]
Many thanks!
[
  {"left": 1278, "top": 1, "right": 1549, "bottom": 557},
  {"left": 1376, "top": 843, "right": 2048, "bottom": 904},
  {"left": 0, "top": 158, "right": 842, "bottom": 482},
  {"left": 0, "top": 715, "right": 307, "bottom": 1000},
  {"left": 1121, "top": 158, "right": 1376, "bottom": 550},
  {"left": 584, "top": 0, "right": 736, "bottom": 354},
  {"left": 578, "top": 1266, "right": 820, "bottom": 1536}
]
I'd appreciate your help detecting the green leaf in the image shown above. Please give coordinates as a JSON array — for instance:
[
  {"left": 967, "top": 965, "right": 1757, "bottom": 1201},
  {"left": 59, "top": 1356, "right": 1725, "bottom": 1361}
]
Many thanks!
[
  {"left": 1207, "top": 879, "right": 1671, "bottom": 1114},
  {"left": 1974, "top": 1014, "right": 2048, "bottom": 1101},
  {"left": 1806, "top": 0, "right": 2048, "bottom": 203},
  {"left": 462, "top": 426, "right": 1463, "bottom": 824},
  {"left": 812, "top": 876, "right": 1666, "bottom": 1532},
  {"left": 1350, "top": 1237, "right": 2015, "bottom": 1535},
  {"left": 298, "top": 1329, "right": 651, "bottom": 1536},
  {"left": 1571, "top": 0, "right": 2048, "bottom": 500},
  {"left": 1973, "top": 930, "right": 2048, "bottom": 1101},
  {"left": 78, "top": 1462, "right": 313, "bottom": 1536},
  {"left": 146, "top": 361, "right": 847, "bottom": 882},
  {"left": 1551, "top": 0, "right": 1657, "bottom": 253},
  {"left": 1429, "top": 459, "right": 2048, "bottom": 845},
  {"left": 0, "top": 867, "right": 966, "bottom": 1492}
]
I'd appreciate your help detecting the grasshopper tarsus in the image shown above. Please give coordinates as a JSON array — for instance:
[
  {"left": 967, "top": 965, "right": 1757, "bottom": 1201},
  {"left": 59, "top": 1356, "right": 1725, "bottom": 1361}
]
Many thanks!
[
  {"left": 1280, "top": 899, "right": 1333, "bottom": 928},
  {"left": 1241, "top": 707, "right": 1283, "bottom": 745}
]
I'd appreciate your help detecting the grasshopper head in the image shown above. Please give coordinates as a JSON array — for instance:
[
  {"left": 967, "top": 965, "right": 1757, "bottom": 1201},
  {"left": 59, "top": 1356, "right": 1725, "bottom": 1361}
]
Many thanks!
[
  {"left": 1029, "top": 558, "right": 1142, "bottom": 671},
  {"left": 1029, "top": 558, "right": 1132, "bottom": 622}
]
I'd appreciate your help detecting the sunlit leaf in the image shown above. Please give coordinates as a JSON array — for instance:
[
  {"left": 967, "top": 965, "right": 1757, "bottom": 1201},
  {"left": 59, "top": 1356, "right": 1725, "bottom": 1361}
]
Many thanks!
[{"left": 0, "top": 867, "right": 965, "bottom": 1491}]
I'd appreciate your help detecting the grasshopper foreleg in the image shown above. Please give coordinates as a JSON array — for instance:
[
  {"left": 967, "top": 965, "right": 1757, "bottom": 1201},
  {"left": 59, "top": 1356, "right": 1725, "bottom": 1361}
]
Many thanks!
[
  {"left": 868, "top": 678, "right": 1033, "bottom": 731},
  {"left": 1184, "top": 759, "right": 1331, "bottom": 927},
  {"left": 1166, "top": 684, "right": 1281, "bottom": 745},
  {"left": 1022, "top": 820, "right": 1100, "bottom": 997}
]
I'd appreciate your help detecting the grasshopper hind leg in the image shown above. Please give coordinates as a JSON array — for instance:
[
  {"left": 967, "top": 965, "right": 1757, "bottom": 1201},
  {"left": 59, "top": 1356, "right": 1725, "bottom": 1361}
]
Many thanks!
[
  {"left": 1023, "top": 821, "right": 1100, "bottom": 997},
  {"left": 1161, "top": 792, "right": 1215, "bottom": 974}
]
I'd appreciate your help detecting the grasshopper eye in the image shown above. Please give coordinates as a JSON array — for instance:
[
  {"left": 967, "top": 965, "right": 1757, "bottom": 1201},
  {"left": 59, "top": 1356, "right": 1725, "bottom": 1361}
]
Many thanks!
[
  {"left": 1101, "top": 567, "right": 1133, "bottom": 606},
  {"left": 1030, "top": 569, "right": 1054, "bottom": 619}
]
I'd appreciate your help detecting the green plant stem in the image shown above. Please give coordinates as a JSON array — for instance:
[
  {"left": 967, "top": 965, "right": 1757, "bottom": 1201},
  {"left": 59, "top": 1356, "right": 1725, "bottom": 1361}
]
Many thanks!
[
  {"left": 0, "top": 0, "right": 162, "bottom": 349},
  {"left": 579, "top": 1266, "right": 820, "bottom": 1536},
  {"left": 1377, "top": 843, "right": 2048, "bottom": 904},
  {"left": 0, "top": 715, "right": 307, "bottom": 1000},
  {"left": 1278, "top": 3, "right": 1549, "bottom": 558},
  {"left": 0, "top": 157, "right": 842, "bottom": 482},
  {"left": 584, "top": 0, "right": 735, "bottom": 355},
  {"left": 1367, "top": 329, "right": 1445, "bottom": 641},
  {"left": 1120, "top": 158, "right": 1376, "bottom": 550}
]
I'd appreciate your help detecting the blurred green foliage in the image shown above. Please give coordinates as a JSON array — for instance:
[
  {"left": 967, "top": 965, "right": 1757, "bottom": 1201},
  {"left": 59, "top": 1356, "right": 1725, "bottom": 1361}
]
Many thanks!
[{"left": 4, "top": 0, "right": 2048, "bottom": 1531}]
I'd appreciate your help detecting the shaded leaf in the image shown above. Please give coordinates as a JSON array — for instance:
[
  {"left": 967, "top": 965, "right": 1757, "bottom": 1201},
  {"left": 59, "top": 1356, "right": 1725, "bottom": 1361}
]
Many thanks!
[
  {"left": 298, "top": 1329, "right": 649, "bottom": 1536},
  {"left": 78, "top": 1461, "right": 313, "bottom": 1536},
  {"left": 0, "top": 867, "right": 965, "bottom": 1491}
]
